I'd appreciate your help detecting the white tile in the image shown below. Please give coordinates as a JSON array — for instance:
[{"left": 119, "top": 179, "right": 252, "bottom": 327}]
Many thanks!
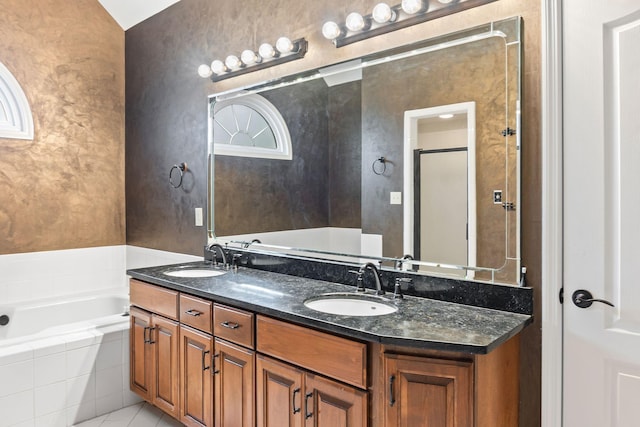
[
  {"left": 35, "top": 381, "right": 66, "bottom": 417},
  {"left": 0, "top": 359, "right": 33, "bottom": 398},
  {"left": 0, "top": 344, "right": 33, "bottom": 366},
  {"left": 66, "top": 399, "right": 97, "bottom": 426},
  {"left": 95, "top": 393, "right": 124, "bottom": 417},
  {"left": 122, "top": 389, "right": 143, "bottom": 407},
  {"left": 35, "top": 352, "right": 66, "bottom": 387},
  {"left": 102, "top": 402, "right": 141, "bottom": 421},
  {"left": 157, "top": 413, "right": 184, "bottom": 427},
  {"left": 96, "top": 340, "right": 122, "bottom": 372},
  {"left": 34, "top": 410, "right": 66, "bottom": 427},
  {"left": 66, "top": 373, "right": 95, "bottom": 406},
  {"left": 10, "top": 420, "right": 35, "bottom": 427},
  {"left": 66, "top": 344, "right": 99, "bottom": 378},
  {"left": 71, "top": 413, "right": 106, "bottom": 427},
  {"left": 0, "top": 390, "right": 34, "bottom": 427},
  {"left": 29, "top": 337, "right": 67, "bottom": 358},
  {"left": 128, "top": 403, "right": 163, "bottom": 427},
  {"left": 65, "top": 332, "right": 98, "bottom": 351},
  {"left": 96, "top": 366, "right": 123, "bottom": 398}
]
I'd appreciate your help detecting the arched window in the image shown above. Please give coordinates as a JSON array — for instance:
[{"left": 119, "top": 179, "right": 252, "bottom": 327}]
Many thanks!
[
  {"left": 211, "top": 93, "right": 292, "bottom": 160},
  {"left": 0, "top": 62, "right": 34, "bottom": 140}
]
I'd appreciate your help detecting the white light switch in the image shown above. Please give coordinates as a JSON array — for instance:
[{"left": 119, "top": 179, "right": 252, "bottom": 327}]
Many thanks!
[
  {"left": 195, "top": 208, "right": 203, "bottom": 226},
  {"left": 390, "top": 192, "right": 402, "bottom": 205}
]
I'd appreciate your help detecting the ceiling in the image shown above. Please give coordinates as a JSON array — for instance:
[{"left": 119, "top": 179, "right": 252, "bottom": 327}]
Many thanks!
[{"left": 97, "top": 0, "right": 181, "bottom": 30}]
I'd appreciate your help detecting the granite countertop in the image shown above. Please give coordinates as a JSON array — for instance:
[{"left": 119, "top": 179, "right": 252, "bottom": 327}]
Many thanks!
[{"left": 127, "top": 261, "right": 532, "bottom": 354}]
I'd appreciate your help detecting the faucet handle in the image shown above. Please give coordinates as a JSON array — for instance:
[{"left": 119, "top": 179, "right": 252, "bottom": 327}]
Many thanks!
[
  {"left": 348, "top": 270, "right": 366, "bottom": 292},
  {"left": 393, "top": 277, "right": 412, "bottom": 299}
]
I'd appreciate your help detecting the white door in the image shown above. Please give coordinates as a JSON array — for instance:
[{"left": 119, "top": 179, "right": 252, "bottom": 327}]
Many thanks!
[{"left": 563, "top": 1, "right": 640, "bottom": 426}]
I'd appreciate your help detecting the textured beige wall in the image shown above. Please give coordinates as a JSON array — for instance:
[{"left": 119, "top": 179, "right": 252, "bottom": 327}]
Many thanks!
[{"left": 0, "top": 0, "right": 125, "bottom": 254}]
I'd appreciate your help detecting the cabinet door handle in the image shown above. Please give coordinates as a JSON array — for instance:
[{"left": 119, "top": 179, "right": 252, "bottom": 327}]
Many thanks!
[
  {"left": 143, "top": 326, "right": 150, "bottom": 344},
  {"left": 292, "top": 387, "right": 301, "bottom": 414},
  {"left": 220, "top": 321, "right": 240, "bottom": 329},
  {"left": 202, "top": 350, "right": 210, "bottom": 371},
  {"left": 212, "top": 353, "right": 220, "bottom": 375},
  {"left": 184, "top": 309, "right": 203, "bottom": 317},
  {"left": 305, "top": 392, "right": 313, "bottom": 419},
  {"left": 389, "top": 375, "right": 396, "bottom": 407},
  {"left": 147, "top": 327, "right": 156, "bottom": 344}
]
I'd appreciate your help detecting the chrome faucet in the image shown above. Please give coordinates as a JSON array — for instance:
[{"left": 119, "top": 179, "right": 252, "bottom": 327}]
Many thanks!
[
  {"left": 208, "top": 243, "right": 228, "bottom": 267},
  {"left": 359, "top": 262, "right": 385, "bottom": 295}
]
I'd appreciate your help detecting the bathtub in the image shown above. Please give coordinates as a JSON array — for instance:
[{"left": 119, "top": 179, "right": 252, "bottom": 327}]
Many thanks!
[{"left": 0, "top": 289, "right": 138, "bottom": 427}]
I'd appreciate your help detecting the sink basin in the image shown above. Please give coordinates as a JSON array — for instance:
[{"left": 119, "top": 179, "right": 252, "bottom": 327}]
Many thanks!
[
  {"left": 163, "top": 269, "right": 226, "bottom": 278},
  {"left": 303, "top": 293, "right": 398, "bottom": 317}
]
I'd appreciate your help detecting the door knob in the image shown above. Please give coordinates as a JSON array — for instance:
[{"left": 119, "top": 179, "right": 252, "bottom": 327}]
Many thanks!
[{"left": 572, "top": 289, "right": 615, "bottom": 308}]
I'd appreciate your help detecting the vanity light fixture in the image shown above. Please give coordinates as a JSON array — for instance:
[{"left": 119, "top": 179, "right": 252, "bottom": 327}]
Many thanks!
[
  {"left": 198, "top": 37, "right": 308, "bottom": 82},
  {"left": 322, "top": 0, "right": 496, "bottom": 47}
]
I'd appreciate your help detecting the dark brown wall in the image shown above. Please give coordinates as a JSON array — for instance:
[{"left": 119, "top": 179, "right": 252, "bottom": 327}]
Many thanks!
[
  {"left": 124, "top": 0, "right": 541, "bottom": 425},
  {"left": 0, "top": 0, "right": 125, "bottom": 254}
]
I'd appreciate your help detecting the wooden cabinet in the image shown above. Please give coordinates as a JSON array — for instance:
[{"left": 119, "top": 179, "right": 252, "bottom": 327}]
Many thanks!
[
  {"left": 384, "top": 354, "right": 473, "bottom": 427},
  {"left": 129, "top": 307, "right": 180, "bottom": 418},
  {"left": 214, "top": 338, "right": 255, "bottom": 427},
  {"left": 180, "top": 325, "right": 214, "bottom": 427},
  {"left": 256, "top": 355, "right": 367, "bottom": 427}
]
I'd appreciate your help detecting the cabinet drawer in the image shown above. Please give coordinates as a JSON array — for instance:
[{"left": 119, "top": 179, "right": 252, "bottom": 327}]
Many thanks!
[
  {"left": 213, "top": 304, "right": 254, "bottom": 349},
  {"left": 180, "top": 294, "right": 213, "bottom": 334},
  {"left": 256, "top": 315, "right": 367, "bottom": 389},
  {"left": 130, "top": 279, "right": 179, "bottom": 320}
]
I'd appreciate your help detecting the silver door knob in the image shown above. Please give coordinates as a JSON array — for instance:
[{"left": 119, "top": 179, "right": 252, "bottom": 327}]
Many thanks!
[{"left": 572, "top": 289, "right": 615, "bottom": 308}]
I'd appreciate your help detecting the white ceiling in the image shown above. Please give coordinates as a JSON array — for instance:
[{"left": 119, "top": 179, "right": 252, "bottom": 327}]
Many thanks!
[{"left": 97, "top": 0, "right": 181, "bottom": 30}]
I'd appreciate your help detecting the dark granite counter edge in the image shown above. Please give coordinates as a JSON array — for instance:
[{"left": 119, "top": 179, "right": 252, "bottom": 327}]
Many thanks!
[{"left": 127, "top": 267, "right": 531, "bottom": 355}]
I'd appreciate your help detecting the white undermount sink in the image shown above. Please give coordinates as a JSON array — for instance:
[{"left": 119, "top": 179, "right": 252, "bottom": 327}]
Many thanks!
[
  {"left": 163, "top": 269, "right": 226, "bottom": 278},
  {"left": 303, "top": 293, "right": 398, "bottom": 316}
]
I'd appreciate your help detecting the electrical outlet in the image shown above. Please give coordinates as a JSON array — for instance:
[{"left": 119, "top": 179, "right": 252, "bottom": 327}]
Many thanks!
[
  {"left": 195, "top": 208, "right": 203, "bottom": 226},
  {"left": 390, "top": 192, "right": 402, "bottom": 205},
  {"left": 493, "top": 190, "right": 503, "bottom": 204}
]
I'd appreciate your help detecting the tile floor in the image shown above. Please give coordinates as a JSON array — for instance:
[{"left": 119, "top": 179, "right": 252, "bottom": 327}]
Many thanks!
[{"left": 73, "top": 402, "right": 183, "bottom": 427}]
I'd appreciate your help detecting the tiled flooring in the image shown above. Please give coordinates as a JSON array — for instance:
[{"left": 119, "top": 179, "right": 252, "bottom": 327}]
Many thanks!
[{"left": 73, "top": 402, "right": 184, "bottom": 427}]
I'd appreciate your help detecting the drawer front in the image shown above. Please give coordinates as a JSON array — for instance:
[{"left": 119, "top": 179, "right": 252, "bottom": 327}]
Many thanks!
[
  {"left": 180, "top": 294, "right": 213, "bottom": 334},
  {"left": 213, "top": 304, "right": 255, "bottom": 349},
  {"left": 256, "top": 315, "right": 367, "bottom": 389},
  {"left": 130, "top": 279, "right": 179, "bottom": 320}
]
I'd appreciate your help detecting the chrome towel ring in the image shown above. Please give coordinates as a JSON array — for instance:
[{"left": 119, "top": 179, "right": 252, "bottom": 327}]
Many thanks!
[{"left": 169, "top": 162, "right": 187, "bottom": 188}]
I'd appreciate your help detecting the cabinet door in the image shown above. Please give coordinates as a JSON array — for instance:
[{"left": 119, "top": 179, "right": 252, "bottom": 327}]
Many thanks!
[
  {"left": 304, "top": 373, "right": 367, "bottom": 427},
  {"left": 152, "top": 314, "right": 180, "bottom": 418},
  {"left": 130, "top": 307, "right": 152, "bottom": 401},
  {"left": 181, "top": 325, "right": 214, "bottom": 427},
  {"left": 384, "top": 354, "right": 473, "bottom": 427},
  {"left": 214, "top": 338, "right": 255, "bottom": 427},
  {"left": 256, "top": 355, "right": 304, "bottom": 427}
]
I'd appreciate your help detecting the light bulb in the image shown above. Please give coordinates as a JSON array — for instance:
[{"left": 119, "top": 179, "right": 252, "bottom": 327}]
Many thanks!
[
  {"left": 276, "top": 37, "right": 295, "bottom": 54},
  {"left": 401, "top": 0, "right": 425, "bottom": 14},
  {"left": 345, "top": 12, "right": 366, "bottom": 32},
  {"left": 225, "top": 55, "right": 242, "bottom": 70},
  {"left": 241, "top": 50, "right": 260, "bottom": 65},
  {"left": 372, "top": 3, "right": 396, "bottom": 23},
  {"left": 322, "top": 21, "right": 342, "bottom": 40},
  {"left": 197, "top": 64, "right": 212, "bottom": 78},
  {"left": 258, "top": 43, "right": 276, "bottom": 59},
  {"left": 210, "top": 59, "right": 226, "bottom": 75},
  {"left": 439, "top": 114, "right": 454, "bottom": 119}
]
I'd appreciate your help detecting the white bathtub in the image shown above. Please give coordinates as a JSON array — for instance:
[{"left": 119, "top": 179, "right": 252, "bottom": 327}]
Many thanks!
[{"left": 0, "top": 289, "right": 138, "bottom": 427}]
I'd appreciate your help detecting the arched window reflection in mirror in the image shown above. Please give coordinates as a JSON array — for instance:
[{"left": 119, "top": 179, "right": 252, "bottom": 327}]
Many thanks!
[{"left": 211, "top": 94, "right": 292, "bottom": 160}]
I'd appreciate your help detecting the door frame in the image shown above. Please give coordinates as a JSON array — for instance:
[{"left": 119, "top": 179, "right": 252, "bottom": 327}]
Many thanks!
[
  {"left": 403, "top": 102, "right": 477, "bottom": 279},
  {"left": 541, "top": 0, "right": 563, "bottom": 425}
]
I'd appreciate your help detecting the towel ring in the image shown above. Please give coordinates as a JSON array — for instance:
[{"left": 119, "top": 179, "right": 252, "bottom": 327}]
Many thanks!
[
  {"left": 169, "top": 163, "right": 187, "bottom": 188},
  {"left": 372, "top": 157, "right": 387, "bottom": 175}
]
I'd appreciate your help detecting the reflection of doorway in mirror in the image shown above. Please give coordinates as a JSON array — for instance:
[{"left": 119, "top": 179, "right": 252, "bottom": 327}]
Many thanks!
[{"left": 403, "top": 102, "right": 476, "bottom": 280}]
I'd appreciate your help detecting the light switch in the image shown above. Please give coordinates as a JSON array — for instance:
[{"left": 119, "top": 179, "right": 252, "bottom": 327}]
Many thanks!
[
  {"left": 493, "top": 190, "right": 503, "bottom": 204},
  {"left": 195, "top": 208, "right": 203, "bottom": 226},
  {"left": 390, "top": 192, "right": 402, "bottom": 205}
]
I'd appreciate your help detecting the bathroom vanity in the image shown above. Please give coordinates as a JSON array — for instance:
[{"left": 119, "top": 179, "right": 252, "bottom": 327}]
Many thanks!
[{"left": 127, "top": 259, "right": 530, "bottom": 427}]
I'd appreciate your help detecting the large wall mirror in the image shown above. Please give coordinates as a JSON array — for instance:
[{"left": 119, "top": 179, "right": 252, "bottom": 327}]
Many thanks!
[{"left": 208, "top": 16, "right": 522, "bottom": 286}]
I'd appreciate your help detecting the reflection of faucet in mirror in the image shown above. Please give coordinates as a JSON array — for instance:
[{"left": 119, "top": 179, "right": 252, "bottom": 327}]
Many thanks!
[
  {"left": 394, "top": 254, "right": 414, "bottom": 270},
  {"left": 359, "top": 262, "right": 385, "bottom": 295}
]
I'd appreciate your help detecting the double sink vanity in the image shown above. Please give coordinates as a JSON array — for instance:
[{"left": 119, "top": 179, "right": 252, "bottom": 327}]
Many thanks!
[{"left": 127, "top": 249, "right": 531, "bottom": 427}]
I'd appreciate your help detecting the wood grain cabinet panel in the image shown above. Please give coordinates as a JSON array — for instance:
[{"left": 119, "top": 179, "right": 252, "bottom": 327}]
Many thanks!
[
  {"left": 214, "top": 304, "right": 255, "bottom": 349},
  {"left": 130, "top": 279, "right": 179, "bottom": 320},
  {"left": 180, "top": 325, "right": 214, "bottom": 427},
  {"left": 180, "top": 294, "right": 213, "bottom": 334},
  {"left": 384, "top": 354, "right": 473, "bottom": 427},
  {"left": 304, "top": 373, "right": 367, "bottom": 427},
  {"left": 214, "top": 338, "right": 255, "bottom": 427},
  {"left": 257, "top": 355, "right": 305, "bottom": 427},
  {"left": 130, "top": 307, "right": 152, "bottom": 401}
]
